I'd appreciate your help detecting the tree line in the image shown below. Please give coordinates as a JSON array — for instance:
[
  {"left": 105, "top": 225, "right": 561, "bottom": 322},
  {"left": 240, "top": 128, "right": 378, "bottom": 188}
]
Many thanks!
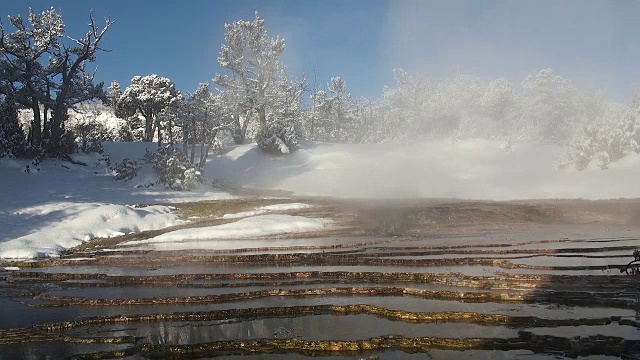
[{"left": 2, "top": 7, "right": 639, "bottom": 171}]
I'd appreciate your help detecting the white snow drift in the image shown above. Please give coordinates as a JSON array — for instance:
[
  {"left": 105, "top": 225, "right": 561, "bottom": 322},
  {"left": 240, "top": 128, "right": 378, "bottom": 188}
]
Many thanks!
[
  {"left": 0, "top": 142, "right": 233, "bottom": 260},
  {"left": 0, "top": 204, "right": 181, "bottom": 259},
  {"left": 120, "top": 214, "right": 329, "bottom": 251}
]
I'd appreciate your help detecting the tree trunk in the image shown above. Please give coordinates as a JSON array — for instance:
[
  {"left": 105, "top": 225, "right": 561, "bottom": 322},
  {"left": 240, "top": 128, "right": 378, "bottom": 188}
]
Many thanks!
[
  {"left": 31, "top": 101, "right": 42, "bottom": 145},
  {"left": 157, "top": 120, "right": 162, "bottom": 147},
  {"left": 144, "top": 109, "right": 154, "bottom": 143},
  {"left": 198, "top": 130, "right": 218, "bottom": 170},
  {"left": 190, "top": 140, "right": 196, "bottom": 164},
  {"left": 199, "top": 143, "right": 210, "bottom": 170},
  {"left": 258, "top": 106, "right": 267, "bottom": 131},
  {"left": 182, "top": 121, "right": 189, "bottom": 157},
  {"left": 199, "top": 135, "right": 206, "bottom": 170},
  {"left": 145, "top": 117, "right": 153, "bottom": 142},
  {"left": 311, "top": 114, "right": 315, "bottom": 140},
  {"left": 42, "top": 81, "right": 52, "bottom": 140},
  {"left": 232, "top": 114, "right": 245, "bottom": 144},
  {"left": 336, "top": 104, "right": 342, "bottom": 142},
  {"left": 42, "top": 106, "right": 49, "bottom": 140},
  {"left": 50, "top": 103, "right": 66, "bottom": 145}
]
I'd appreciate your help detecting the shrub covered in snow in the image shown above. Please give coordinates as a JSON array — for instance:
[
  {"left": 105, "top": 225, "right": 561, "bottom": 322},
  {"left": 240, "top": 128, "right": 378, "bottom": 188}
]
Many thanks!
[
  {"left": 72, "top": 121, "right": 111, "bottom": 154},
  {"left": 182, "top": 168, "right": 204, "bottom": 190},
  {"left": 113, "top": 158, "right": 140, "bottom": 181},
  {"left": 144, "top": 145, "right": 204, "bottom": 190},
  {"left": 255, "top": 119, "right": 300, "bottom": 154}
]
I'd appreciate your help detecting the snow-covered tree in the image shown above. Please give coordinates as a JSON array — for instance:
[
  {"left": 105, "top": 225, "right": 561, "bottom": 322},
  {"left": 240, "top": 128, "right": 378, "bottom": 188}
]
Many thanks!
[
  {"left": 327, "top": 77, "right": 356, "bottom": 141},
  {"left": 0, "top": 7, "right": 112, "bottom": 156},
  {"left": 115, "top": 74, "right": 182, "bottom": 144},
  {"left": 480, "top": 79, "right": 515, "bottom": 126},
  {"left": 254, "top": 68, "right": 306, "bottom": 154},
  {"left": 305, "top": 89, "right": 329, "bottom": 140},
  {"left": 308, "top": 76, "right": 357, "bottom": 142},
  {"left": 381, "top": 69, "right": 430, "bottom": 141},
  {"left": 569, "top": 103, "right": 640, "bottom": 170},
  {"left": 182, "top": 83, "right": 232, "bottom": 169},
  {"left": 519, "top": 69, "right": 577, "bottom": 144},
  {"left": 0, "top": 7, "right": 63, "bottom": 146},
  {"left": 353, "top": 96, "right": 381, "bottom": 143},
  {"left": 272, "top": 68, "right": 306, "bottom": 126},
  {"left": 105, "top": 81, "right": 121, "bottom": 107},
  {"left": 214, "top": 11, "right": 285, "bottom": 144}
]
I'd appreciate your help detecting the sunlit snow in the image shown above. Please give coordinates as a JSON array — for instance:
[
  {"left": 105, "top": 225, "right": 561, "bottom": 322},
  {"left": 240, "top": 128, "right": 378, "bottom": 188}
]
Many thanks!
[
  {"left": 120, "top": 214, "right": 329, "bottom": 250},
  {"left": 221, "top": 203, "right": 312, "bottom": 219}
]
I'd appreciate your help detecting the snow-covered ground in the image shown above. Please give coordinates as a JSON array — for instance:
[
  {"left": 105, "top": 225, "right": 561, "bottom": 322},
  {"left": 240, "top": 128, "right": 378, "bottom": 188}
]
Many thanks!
[
  {"left": 0, "top": 204, "right": 181, "bottom": 259},
  {"left": 221, "top": 203, "right": 312, "bottom": 219},
  {"left": 0, "top": 142, "right": 233, "bottom": 260},
  {"left": 206, "top": 139, "right": 640, "bottom": 200},
  {"left": 119, "top": 214, "right": 329, "bottom": 251}
]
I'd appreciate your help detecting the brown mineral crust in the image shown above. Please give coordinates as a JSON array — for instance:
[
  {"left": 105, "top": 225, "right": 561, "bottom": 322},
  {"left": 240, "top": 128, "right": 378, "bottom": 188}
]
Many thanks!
[
  {"left": 128, "top": 333, "right": 640, "bottom": 358},
  {"left": 1, "top": 304, "right": 632, "bottom": 346},
  {"left": 29, "top": 285, "right": 639, "bottom": 309}
]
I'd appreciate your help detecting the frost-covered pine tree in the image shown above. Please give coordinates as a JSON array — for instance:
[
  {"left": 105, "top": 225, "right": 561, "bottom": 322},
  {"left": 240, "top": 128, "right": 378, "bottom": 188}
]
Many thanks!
[
  {"left": 307, "top": 90, "right": 330, "bottom": 140},
  {"left": 115, "top": 75, "right": 182, "bottom": 144},
  {"left": 254, "top": 67, "right": 305, "bottom": 154},
  {"left": 272, "top": 67, "right": 306, "bottom": 125},
  {"left": 326, "top": 77, "right": 356, "bottom": 142},
  {"left": 182, "top": 83, "right": 232, "bottom": 169},
  {"left": 480, "top": 79, "right": 515, "bottom": 129},
  {"left": 519, "top": 69, "right": 577, "bottom": 145},
  {"left": 214, "top": 11, "right": 285, "bottom": 144},
  {"left": 105, "top": 81, "right": 122, "bottom": 107},
  {"left": 381, "top": 69, "right": 431, "bottom": 141},
  {"left": 0, "top": 7, "right": 63, "bottom": 146},
  {"left": 0, "top": 7, "right": 112, "bottom": 156}
]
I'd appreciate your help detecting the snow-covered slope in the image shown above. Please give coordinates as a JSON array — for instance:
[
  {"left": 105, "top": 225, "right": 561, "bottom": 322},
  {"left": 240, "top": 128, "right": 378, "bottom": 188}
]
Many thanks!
[
  {"left": 205, "top": 139, "right": 640, "bottom": 200},
  {"left": 0, "top": 142, "right": 233, "bottom": 259},
  {"left": 0, "top": 204, "right": 181, "bottom": 259}
]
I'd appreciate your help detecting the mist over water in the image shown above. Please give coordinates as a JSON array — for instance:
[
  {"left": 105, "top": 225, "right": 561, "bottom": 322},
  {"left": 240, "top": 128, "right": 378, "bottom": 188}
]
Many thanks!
[
  {"left": 207, "top": 139, "right": 640, "bottom": 200},
  {"left": 238, "top": 1, "right": 640, "bottom": 200}
]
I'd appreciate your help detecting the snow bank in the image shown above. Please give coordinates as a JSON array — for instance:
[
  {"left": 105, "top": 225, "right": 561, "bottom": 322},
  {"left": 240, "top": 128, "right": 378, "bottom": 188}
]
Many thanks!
[
  {"left": 0, "top": 142, "right": 234, "bottom": 260},
  {"left": 205, "top": 139, "right": 640, "bottom": 200},
  {"left": 0, "top": 204, "right": 182, "bottom": 259},
  {"left": 221, "top": 203, "right": 312, "bottom": 219},
  {"left": 121, "top": 214, "right": 329, "bottom": 250}
]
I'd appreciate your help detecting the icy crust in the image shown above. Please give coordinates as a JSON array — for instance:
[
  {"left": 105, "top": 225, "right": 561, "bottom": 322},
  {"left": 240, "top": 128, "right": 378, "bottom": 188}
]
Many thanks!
[{"left": 120, "top": 214, "right": 330, "bottom": 250}]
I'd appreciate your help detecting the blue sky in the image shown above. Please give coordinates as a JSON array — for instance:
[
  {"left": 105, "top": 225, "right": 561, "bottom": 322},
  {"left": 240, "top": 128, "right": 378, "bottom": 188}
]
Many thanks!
[{"left": 3, "top": 0, "right": 640, "bottom": 102}]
